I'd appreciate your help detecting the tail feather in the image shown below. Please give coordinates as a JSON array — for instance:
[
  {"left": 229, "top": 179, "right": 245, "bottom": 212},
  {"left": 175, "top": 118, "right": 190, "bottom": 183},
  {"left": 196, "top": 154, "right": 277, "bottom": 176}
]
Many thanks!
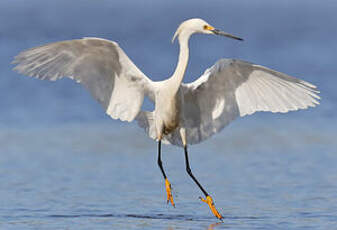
[
  {"left": 136, "top": 111, "right": 184, "bottom": 146},
  {"left": 136, "top": 111, "right": 157, "bottom": 141}
]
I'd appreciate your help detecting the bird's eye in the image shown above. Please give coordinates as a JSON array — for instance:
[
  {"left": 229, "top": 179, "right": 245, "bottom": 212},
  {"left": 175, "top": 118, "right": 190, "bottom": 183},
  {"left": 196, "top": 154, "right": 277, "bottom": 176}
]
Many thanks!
[{"left": 203, "top": 25, "right": 214, "bottom": 31}]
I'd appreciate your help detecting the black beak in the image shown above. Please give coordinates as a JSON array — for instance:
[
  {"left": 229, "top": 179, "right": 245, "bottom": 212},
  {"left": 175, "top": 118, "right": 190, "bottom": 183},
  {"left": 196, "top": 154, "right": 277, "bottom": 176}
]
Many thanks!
[{"left": 212, "top": 29, "right": 243, "bottom": 41}]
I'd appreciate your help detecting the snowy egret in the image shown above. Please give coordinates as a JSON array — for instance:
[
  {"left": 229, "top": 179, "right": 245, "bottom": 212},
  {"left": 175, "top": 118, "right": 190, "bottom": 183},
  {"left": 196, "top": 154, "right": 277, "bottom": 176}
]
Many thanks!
[{"left": 13, "top": 18, "right": 319, "bottom": 220}]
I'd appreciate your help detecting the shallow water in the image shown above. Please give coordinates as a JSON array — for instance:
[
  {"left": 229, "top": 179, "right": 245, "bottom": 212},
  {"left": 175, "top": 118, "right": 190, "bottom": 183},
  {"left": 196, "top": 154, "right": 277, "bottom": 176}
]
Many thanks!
[
  {"left": 1, "top": 0, "right": 337, "bottom": 229},
  {"left": 1, "top": 122, "right": 336, "bottom": 229}
]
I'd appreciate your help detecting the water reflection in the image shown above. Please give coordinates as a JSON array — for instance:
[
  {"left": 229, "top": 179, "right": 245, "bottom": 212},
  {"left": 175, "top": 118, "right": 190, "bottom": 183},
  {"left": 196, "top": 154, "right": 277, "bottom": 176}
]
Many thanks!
[
  {"left": 166, "top": 221, "right": 223, "bottom": 230},
  {"left": 207, "top": 222, "right": 223, "bottom": 230}
]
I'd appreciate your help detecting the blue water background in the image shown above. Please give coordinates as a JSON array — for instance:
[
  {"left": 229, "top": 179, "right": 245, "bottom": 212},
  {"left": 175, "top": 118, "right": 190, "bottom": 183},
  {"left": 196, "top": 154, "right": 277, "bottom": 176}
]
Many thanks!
[{"left": 0, "top": 0, "right": 336, "bottom": 229}]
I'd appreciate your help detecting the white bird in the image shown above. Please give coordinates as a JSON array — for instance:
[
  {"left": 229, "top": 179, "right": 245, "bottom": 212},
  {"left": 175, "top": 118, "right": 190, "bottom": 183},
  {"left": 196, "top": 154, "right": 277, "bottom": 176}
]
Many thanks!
[{"left": 12, "top": 18, "right": 320, "bottom": 220}]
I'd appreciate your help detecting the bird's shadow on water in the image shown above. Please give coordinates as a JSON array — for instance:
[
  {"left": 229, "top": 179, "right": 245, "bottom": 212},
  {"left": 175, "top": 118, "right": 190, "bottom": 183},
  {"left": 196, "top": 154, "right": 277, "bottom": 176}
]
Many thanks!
[
  {"left": 47, "top": 212, "right": 263, "bottom": 220},
  {"left": 47, "top": 213, "right": 226, "bottom": 229},
  {"left": 47, "top": 213, "right": 205, "bottom": 221},
  {"left": 46, "top": 212, "right": 264, "bottom": 229}
]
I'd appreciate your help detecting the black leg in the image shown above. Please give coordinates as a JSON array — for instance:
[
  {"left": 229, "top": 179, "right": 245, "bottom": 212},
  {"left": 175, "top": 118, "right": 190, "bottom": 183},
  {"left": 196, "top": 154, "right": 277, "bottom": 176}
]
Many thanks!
[
  {"left": 184, "top": 145, "right": 223, "bottom": 220},
  {"left": 157, "top": 139, "right": 175, "bottom": 207},
  {"left": 184, "top": 145, "right": 209, "bottom": 197},
  {"left": 157, "top": 140, "right": 167, "bottom": 179}
]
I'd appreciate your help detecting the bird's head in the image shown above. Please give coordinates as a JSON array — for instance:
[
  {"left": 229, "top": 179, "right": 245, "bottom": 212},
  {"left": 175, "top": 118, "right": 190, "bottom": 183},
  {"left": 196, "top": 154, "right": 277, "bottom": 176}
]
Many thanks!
[{"left": 172, "top": 18, "right": 243, "bottom": 43}]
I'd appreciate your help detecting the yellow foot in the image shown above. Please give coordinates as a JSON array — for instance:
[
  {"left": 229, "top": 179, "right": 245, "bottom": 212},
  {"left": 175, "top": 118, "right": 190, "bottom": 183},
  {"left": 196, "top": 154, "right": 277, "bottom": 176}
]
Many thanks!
[
  {"left": 200, "top": 195, "right": 223, "bottom": 220},
  {"left": 165, "top": 178, "right": 175, "bottom": 207}
]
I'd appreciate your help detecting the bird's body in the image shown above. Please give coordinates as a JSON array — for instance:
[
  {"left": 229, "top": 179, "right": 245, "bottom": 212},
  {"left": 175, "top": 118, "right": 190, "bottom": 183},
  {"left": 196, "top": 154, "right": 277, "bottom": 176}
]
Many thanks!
[{"left": 13, "top": 18, "right": 319, "bottom": 220}]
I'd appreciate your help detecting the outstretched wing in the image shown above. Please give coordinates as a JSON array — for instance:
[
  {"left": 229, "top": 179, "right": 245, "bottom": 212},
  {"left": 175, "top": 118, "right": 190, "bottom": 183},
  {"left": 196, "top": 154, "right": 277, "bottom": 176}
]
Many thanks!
[
  {"left": 13, "top": 37, "right": 154, "bottom": 122},
  {"left": 172, "top": 59, "right": 319, "bottom": 145}
]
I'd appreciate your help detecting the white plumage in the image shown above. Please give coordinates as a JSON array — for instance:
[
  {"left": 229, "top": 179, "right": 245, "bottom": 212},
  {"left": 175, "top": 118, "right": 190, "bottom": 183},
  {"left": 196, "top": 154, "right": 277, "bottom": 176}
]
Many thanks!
[{"left": 13, "top": 20, "right": 319, "bottom": 146}]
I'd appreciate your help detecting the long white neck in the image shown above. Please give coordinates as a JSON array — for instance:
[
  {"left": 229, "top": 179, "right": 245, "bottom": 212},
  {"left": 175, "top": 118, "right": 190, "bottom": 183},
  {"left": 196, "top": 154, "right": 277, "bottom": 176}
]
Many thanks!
[{"left": 168, "top": 33, "right": 190, "bottom": 93}]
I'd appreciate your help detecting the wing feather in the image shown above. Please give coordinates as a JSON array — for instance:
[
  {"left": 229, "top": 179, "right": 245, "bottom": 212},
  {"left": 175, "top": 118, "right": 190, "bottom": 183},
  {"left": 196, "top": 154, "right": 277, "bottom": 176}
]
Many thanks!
[
  {"left": 170, "top": 59, "right": 320, "bottom": 145},
  {"left": 13, "top": 37, "right": 154, "bottom": 121}
]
